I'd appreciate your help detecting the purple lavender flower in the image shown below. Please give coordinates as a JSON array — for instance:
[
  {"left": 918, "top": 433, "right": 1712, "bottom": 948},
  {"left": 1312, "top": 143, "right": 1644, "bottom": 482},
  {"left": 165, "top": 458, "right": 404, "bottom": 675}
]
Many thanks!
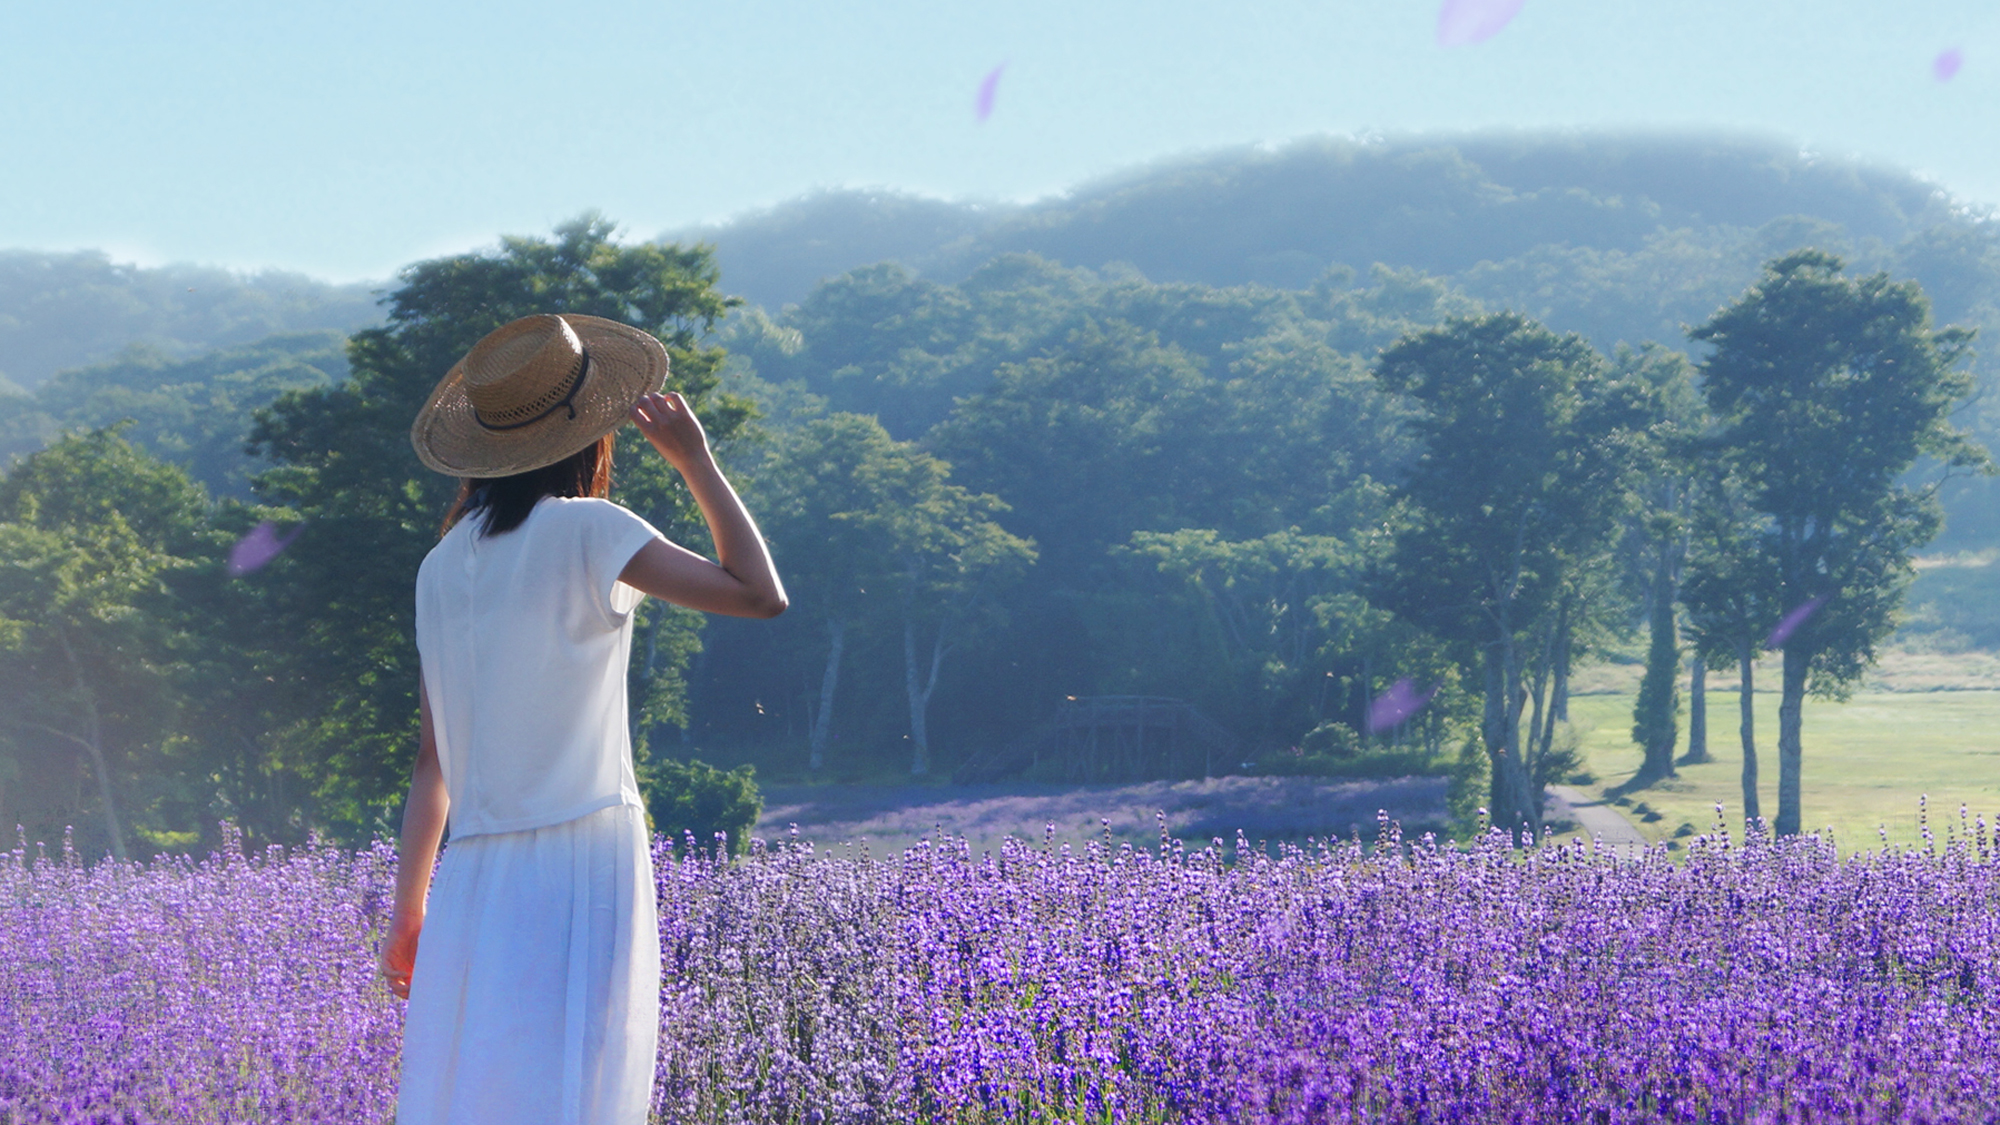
[
  {"left": 1935, "top": 48, "right": 1965, "bottom": 82},
  {"left": 11, "top": 806, "right": 2000, "bottom": 1121}
]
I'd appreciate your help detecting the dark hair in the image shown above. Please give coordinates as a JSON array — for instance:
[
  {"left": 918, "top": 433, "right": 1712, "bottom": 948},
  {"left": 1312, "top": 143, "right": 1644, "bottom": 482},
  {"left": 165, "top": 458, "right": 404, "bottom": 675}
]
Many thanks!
[{"left": 440, "top": 433, "right": 614, "bottom": 538}]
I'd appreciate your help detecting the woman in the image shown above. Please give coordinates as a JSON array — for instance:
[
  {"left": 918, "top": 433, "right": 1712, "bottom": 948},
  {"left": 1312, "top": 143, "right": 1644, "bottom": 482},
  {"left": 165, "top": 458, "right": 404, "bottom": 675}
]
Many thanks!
[{"left": 377, "top": 313, "right": 786, "bottom": 1124}]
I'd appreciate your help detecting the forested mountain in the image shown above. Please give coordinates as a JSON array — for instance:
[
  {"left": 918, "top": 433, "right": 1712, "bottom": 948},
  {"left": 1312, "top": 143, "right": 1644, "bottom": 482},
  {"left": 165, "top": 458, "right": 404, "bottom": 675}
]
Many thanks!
[
  {"left": 680, "top": 132, "right": 1965, "bottom": 313},
  {"left": 0, "top": 251, "right": 379, "bottom": 391},
  {"left": 0, "top": 332, "right": 348, "bottom": 498}
]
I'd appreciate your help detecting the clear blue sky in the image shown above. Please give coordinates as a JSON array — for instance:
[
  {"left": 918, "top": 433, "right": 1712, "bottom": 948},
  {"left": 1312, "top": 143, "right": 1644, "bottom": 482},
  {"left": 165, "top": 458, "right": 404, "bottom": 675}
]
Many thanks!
[{"left": 2, "top": 0, "right": 1994, "bottom": 281}]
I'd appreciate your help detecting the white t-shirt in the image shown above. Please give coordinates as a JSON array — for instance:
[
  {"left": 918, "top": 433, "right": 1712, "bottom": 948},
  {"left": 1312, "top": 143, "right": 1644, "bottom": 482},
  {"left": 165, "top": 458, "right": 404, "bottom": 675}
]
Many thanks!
[{"left": 415, "top": 496, "right": 664, "bottom": 840}]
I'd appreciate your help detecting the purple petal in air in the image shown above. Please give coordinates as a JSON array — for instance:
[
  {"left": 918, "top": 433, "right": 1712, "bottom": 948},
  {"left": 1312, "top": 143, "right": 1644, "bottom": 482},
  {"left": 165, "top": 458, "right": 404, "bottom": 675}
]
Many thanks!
[
  {"left": 1765, "top": 595, "right": 1826, "bottom": 649},
  {"left": 1436, "top": 0, "right": 1524, "bottom": 47},
  {"left": 975, "top": 65, "right": 1004, "bottom": 122},
  {"left": 1934, "top": 49, "right": 1964, "bottom": 82},
  {"left": 1367, "top": 678, "right": 1442, "bottom": 734},
  {"left": 227, "top": 520, "right": 305, "bottom": 578}
]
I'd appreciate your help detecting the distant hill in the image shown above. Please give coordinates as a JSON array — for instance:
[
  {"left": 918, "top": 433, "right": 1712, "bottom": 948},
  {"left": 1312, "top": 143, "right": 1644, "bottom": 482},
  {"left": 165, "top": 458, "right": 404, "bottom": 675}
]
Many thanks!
[
  {"left": 0, "top": 251, "right": 380, "bottom": 391},
  {"left": 674, "top": 131, "right": 1968, "bottom": 318},
  {"left": 678, "top": 130, "right": 2000, "bottom": 549},
  {"left": 0, "top": 331, "right": 349, "bottom": 499}
]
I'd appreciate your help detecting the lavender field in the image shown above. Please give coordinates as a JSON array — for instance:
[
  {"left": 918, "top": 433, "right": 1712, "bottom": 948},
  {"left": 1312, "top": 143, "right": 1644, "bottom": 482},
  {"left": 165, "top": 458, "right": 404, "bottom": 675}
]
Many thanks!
[{"left": 6, "top": 815, "right": 2000, "bottom": 1124}]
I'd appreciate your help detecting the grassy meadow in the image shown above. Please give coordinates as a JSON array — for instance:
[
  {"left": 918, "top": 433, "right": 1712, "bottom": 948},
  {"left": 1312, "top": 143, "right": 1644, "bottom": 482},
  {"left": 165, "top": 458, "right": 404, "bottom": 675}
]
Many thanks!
[{"left": 1567, "top": 665, "right": 2000, "bottom": 848}]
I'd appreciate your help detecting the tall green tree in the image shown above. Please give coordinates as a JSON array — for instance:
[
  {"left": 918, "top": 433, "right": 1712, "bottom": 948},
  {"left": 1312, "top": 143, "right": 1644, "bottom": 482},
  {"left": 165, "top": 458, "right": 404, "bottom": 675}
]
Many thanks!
[
  {"left": 248, "top": 215, "right": 747, "bottom": 839},
  {"left": 753, "top": 413, "right": 903, "bottom": 773},
  {"left": 1620, "top": 346, "right": 1704, "bottom": 784},
  {"left": 1691, "top": 251, "right": 1991, "bottom": 836},
  {"left": 0, "top": 428, "right": 210, "bottom": 857},
  {"left": 851, "top": 441, "right": 1035, "bottom": 776},
  {"left": 1375, "top": 313, "right": 1650, "bottom": 840}
]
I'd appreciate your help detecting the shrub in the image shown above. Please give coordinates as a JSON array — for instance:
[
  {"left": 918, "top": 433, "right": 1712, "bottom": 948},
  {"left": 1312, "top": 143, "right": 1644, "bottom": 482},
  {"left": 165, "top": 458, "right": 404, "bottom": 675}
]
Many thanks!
[
  {"left": 1255, "top": 724, "right": 1451, "bottom": 782},
  {"left": 1446, "top": 736, "right": 1489, "bottom": 837},
  {"left": 639, "top": 756, "right": 762, "bottom": 855}
]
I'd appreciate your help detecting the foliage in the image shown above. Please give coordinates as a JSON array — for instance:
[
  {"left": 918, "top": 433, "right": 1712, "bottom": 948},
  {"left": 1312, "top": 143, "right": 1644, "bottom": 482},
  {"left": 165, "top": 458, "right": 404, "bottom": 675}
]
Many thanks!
[
  {"left": 1111, "top": 527, "right": 1380, "bottom": 746},
  {"left": 1252, "top": 729, "right": 1449, "bottom": 781},
  {"left": 17, "top": 823, "right": 2000, "bottom": 1121},
  {"left": 638, "top": 757, "right": 763, "bottom": 857}
]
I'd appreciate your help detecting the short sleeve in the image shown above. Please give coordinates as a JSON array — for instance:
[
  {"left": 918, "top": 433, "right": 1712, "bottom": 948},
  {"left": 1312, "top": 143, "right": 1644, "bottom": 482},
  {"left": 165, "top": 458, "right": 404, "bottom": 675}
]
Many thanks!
[{"left": 575, "top": 499, "right": 665, "bottom": 623}]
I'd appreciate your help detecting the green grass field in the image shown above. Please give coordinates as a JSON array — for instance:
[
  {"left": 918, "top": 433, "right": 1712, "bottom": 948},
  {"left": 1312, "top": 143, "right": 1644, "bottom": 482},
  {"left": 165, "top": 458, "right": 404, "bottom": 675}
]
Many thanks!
[{"left": 1566, "top": 688, "right": 2000, "bottom": 848}]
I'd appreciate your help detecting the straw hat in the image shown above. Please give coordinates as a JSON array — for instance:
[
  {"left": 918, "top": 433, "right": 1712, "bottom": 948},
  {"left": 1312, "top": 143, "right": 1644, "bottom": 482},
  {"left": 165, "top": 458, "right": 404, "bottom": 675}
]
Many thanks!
[{"left": 410, "top": 313, "right": 669, "bottom": 478}]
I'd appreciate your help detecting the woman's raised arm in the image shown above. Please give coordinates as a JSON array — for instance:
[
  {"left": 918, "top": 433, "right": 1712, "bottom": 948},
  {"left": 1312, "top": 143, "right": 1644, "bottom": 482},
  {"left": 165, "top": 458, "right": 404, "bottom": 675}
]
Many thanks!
[{"left": 620, "top": 391, "right": 788, "bottom": 619}]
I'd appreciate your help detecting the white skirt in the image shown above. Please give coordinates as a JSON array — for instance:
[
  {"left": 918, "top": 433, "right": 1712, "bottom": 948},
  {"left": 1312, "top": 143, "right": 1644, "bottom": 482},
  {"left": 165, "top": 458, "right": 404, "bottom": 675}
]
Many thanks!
[{"left": 397, "top": 803, "right": 660, "bottom": 1125}]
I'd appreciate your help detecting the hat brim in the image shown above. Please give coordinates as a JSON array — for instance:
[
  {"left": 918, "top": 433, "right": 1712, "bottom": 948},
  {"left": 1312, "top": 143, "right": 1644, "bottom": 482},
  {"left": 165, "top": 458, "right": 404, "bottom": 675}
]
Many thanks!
[{"left": 410, "top": 315, "right": 669, "bottom": 479}]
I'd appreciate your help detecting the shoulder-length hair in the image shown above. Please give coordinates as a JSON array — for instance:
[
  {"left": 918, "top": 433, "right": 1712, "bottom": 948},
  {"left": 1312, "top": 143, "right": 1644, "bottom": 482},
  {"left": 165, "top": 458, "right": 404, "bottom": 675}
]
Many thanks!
[{"left": 440, "top": 433, "right": 614, "bottom": 538}]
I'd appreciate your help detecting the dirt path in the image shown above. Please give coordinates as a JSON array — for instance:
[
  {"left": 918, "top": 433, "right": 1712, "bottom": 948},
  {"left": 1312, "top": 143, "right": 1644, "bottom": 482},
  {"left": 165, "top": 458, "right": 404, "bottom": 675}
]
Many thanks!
[{"left": 1546, "top": 785, "right": 1650, "bottom": 854}]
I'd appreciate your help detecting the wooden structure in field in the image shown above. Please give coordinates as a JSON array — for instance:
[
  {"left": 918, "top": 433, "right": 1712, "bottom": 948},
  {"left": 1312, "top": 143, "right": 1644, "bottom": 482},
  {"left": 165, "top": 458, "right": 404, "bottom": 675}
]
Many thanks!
[{"left": 954, "top": 696, "right": 1239, "bottom": 784}]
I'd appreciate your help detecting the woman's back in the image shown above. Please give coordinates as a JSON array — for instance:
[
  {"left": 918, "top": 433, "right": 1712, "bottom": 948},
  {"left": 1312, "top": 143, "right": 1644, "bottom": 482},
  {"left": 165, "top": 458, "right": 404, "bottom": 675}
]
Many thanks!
[
  {"left": 385, "top": 314, "right": 785, "bottom": 1125},
  {"left": 416, "top": 496, "right": 663, "bottom": 839}
]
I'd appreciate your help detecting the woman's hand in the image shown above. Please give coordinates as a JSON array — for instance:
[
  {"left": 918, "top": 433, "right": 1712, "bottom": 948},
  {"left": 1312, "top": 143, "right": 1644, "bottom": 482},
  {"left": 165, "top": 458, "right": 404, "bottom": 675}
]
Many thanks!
[
  {"left": 629, "top": 391, "right": 711, "bottom": 473},
  {"left": 619, "top": 389, "right": 788, "bottom": 619},
  {"left": 379, "top": 912, "right": 422, "bottom": 1000}
]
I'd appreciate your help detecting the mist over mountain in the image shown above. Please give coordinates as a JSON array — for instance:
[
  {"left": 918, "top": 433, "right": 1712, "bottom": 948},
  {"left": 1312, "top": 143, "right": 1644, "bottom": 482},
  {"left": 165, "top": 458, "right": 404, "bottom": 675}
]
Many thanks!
[
  {"left": 678, "top": 131, "right": 1975, "bottom": 321},
  {"left": 0, "top": 251, "right": 380, "bottom": 392}
]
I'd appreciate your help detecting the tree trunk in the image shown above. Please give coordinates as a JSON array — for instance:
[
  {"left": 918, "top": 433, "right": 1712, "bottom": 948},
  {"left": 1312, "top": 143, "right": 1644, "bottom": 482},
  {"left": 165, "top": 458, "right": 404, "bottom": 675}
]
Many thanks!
[
  {"left": 1504, "top": 638, "right": 1540, "bottom": 843},
  {"left": 1738, "top": 639, "right": 1760, "bottom": 829},
  {"left": 1481, "top": 644, "right": 1510, "bottom": 829},
  {"left": 903, "top": 619, "right": 947, "bottom": 777},
  {"left": 57, "top": 628, "right": 126, "bottom": 861},
  {"left": 1632, "top": 572, "right": 1680, "bottom": 783},
  {"left": 808, "top": 619, "right": 845, "bottom": 773},
  {"left": 1774, "top": 643, "right": 1807, "bottom": 836},
  {"left": 1550, "top": 604, "right": 1572, "bottom": 726},
  {"left": 1524, "top": 622, "right": 1549, "bottom": 776},
  {"left": 1684, "top": 651, "right": 1709, "bottom": 763},
  {"left": 1484, "top": 637, "right": 1539, "bottom": 845},
  {"left": 1356, "top": 654, "right": 1372, "bottom": 746},
  {"left": 78, "top": 706, "right": 124, "bottom": 860}
]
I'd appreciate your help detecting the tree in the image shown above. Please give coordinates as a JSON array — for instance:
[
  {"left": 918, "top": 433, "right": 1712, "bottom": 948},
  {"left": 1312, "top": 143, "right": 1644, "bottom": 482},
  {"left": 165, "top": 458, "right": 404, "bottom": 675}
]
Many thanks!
[
  {"left": 1691, "top": 251, "right": 1991, "bottom": 836},
  {"left": 1375, "top": 313, "right": 1650, "bottom": 840},
  {"left": 850, "top": 441, "right": 1035, "bottom": 776},
  {"left": 1620, "top": 346, "right": 1704, "bottom": 784},
  {"left": 753, "top": 413, "right": 905, "bottom": 773},
  {"left": 248, "top": 215, "right": 748, "bottom": 840},
  {"left": 1114, "top": 527, "right": 1368, "bottom": 746},
  {"left": 0, "top": 428, "right": 210, "bottom": 857}
]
